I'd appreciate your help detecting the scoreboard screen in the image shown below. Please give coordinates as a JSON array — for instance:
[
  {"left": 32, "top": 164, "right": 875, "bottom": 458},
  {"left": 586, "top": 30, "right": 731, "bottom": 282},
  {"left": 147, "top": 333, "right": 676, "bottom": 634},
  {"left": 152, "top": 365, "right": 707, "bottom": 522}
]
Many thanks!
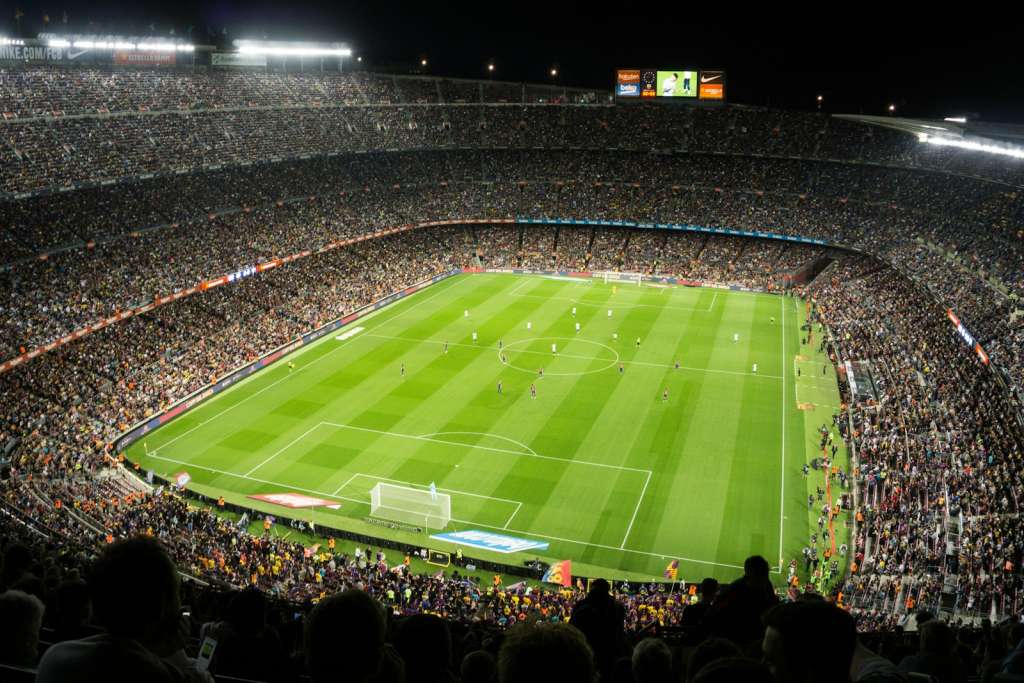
[
  {"left": 656, "top": 70, "right": 697, "bottom": 97},
  {"left": 616, "top": 68, "right": 725, "bottom": 102}
]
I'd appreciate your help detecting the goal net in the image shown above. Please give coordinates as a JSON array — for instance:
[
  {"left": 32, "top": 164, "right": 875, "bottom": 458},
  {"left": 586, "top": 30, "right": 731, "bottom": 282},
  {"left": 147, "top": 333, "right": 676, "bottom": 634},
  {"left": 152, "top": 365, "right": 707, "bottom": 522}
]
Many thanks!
[
  {"left": 600, "top": 271, "right": 643, "bottom": 286},
  {"left": 369, "top": 482, "right": 451, "bottom": 530}
]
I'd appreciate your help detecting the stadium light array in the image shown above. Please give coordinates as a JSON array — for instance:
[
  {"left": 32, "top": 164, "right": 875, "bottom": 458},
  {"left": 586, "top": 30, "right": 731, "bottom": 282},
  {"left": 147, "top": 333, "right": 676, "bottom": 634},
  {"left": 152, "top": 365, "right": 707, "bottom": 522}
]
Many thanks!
[
  {"left": 0, "top": 37, "right": 26, "bottom": 46},
  {"left": 43, "top": 35, "right": 194, "bottom": 51},
  {"left": 234, "top": 40, "right": 352, "bottom": 58},
  {"left": 944, "top": 117, "right": 968, "bottom": 123},
  {"left": 918, "top": 133, "right": 1024, "bottom": 160},
  {"left": 487, "top": 63, "right": 495, "bottom": 72}
]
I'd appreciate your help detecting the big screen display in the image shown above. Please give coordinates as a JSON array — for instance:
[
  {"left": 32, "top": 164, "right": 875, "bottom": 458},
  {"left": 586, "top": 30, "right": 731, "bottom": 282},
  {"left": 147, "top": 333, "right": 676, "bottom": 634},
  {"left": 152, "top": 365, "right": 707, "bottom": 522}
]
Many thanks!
[{"left": 655, "top": 70, "right": 697, "bottom": 97}]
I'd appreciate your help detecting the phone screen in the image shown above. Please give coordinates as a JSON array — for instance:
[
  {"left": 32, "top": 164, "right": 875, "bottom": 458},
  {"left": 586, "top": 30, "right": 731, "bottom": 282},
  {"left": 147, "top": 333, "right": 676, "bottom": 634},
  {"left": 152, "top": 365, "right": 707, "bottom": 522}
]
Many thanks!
[{"left": 196, "top": 637, "right": 217, "bottom": 672}]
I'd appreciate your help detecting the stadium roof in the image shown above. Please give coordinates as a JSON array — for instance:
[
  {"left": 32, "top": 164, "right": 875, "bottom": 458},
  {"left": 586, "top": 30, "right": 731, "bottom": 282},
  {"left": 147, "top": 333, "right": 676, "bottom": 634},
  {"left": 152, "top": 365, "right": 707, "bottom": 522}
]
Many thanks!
[{"left": 837, "top": 113, "right": 1024, "bottom": 148}]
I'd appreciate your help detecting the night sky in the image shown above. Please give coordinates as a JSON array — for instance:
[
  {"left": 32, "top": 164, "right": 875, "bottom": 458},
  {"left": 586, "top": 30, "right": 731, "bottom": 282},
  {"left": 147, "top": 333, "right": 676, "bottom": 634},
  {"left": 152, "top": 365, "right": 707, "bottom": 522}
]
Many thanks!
[{"left": 6, "top": 1, "right": 1023, "bottom": 122}]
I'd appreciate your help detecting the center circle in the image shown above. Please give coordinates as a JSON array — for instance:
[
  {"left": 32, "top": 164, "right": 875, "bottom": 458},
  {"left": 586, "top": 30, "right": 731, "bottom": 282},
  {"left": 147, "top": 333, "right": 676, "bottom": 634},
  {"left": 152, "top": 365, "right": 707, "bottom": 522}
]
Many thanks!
[{"left": 498, "top": 336, "right": 620, "bottom": 377}]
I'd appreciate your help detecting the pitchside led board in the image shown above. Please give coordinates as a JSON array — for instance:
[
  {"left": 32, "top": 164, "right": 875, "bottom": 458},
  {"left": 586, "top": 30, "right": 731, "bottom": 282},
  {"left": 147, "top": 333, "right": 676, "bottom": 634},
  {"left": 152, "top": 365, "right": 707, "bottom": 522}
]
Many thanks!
[{"left": 616, "top": 69, "right": 725, "bottom": 102}]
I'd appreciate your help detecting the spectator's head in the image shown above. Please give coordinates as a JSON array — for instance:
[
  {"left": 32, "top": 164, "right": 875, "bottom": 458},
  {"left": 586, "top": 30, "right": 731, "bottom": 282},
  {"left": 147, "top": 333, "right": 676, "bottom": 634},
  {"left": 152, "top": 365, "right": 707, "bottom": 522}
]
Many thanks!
[
  {"left": 918, "top": 620, "right": 955, "bottom": 655},
  {"left": 392, "top": 613, "right": 452, "bottom": 683},
  {"left": 761, "top": 601, "right": 856, "bottom": 683},
  {"left": 0, "top": 589, "right": 45, "bottom": 666},
  {"left": 461, "top": 649, "right": 496, "bottom": 683},
  {"left": 744, "top": 556, "right": 771, "bottom": 581},
  {"left": 588, "top": 578, "right": 611, "bottom": 598},
  {"left": 226, "top": 588, "right": 266, "bottom": 635},
  {"left": 55, "top": 579, "right": 91, "bottom": 631},
  {"left": 1, "top": 544, "right": 34, "bottom": 589},
  {"left": 632, "top": 637, "right": 672, "bottom": 683},
  {"left": 692, "top": 657, "right": 773, "bottom": 683},
  {"left": 305, "top": 590, "right": 386, "bottom": 683},
  {"left": 686, "top": 637, "right": 742, "bottom": 681},
  {"left": 498, "top": 623, "right": 595, "bottom": 683},
  {"left": 89, "top": 537, "right": 180, "bottom": 648},
  {"left": 699, "top": 578, "right": 719, "bottom": 602},
  {"left": 914, "top": 610, "right": 934, "bottom": 627}
]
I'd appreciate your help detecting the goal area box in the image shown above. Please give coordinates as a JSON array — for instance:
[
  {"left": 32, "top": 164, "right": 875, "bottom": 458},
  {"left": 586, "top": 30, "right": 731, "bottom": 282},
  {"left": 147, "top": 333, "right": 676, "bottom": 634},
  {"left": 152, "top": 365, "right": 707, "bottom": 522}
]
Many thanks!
[{"left": 369, "top": 482, "right": 451, "bottom": 530}]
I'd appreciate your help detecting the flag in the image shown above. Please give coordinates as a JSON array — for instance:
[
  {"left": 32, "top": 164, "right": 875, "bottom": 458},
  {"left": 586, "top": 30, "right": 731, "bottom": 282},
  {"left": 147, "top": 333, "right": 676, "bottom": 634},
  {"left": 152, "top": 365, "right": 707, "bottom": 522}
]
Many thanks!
[
  {"left": 663, "top": 559, "right": 679, "bottom": 581},
  {"left": 304, "top": 544, "right": 320, "bottom": 558},
  {"left": 541, "top": 560, "right": 572, "bottom": 587},
  {"left": 506, "top": 581, "right": 526, "bottom": 592}
]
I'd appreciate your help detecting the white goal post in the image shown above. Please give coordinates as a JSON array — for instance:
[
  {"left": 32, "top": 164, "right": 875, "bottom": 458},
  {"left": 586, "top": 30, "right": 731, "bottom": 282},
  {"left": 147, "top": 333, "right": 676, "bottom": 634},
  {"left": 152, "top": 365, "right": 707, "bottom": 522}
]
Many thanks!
[
  {"left": 600, "top": 271, "right": 643, "bottom": 286},
  {"left": 369, "top": 482, "right": 451, "bottom": 530}
]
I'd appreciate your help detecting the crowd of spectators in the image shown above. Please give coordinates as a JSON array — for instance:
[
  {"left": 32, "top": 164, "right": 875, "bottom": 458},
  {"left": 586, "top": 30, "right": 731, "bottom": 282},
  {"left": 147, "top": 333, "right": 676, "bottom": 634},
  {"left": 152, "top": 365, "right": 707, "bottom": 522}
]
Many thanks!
[
  {"left": 806, "top": 255, "right": 1024, "bottom": 627},
  {"left": 1, "top": 63, "right": 1023, "bottom": 681}
]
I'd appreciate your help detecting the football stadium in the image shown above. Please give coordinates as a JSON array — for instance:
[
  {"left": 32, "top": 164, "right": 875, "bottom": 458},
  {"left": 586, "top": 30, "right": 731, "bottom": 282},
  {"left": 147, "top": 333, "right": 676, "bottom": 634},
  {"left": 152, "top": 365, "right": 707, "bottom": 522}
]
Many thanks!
[{"left": 1, "top": 13, "right": 1022, "bottom": 683}]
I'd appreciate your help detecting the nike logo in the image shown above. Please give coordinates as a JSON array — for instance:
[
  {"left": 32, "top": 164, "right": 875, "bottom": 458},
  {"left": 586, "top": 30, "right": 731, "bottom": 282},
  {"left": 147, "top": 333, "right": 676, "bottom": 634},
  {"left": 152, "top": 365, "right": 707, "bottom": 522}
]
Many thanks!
[
  {"left": 68, "top": 50, "right": 88, "bottom": 60},
  {"left": 700, "top": 74, "right": 721, "bottom": 83}
]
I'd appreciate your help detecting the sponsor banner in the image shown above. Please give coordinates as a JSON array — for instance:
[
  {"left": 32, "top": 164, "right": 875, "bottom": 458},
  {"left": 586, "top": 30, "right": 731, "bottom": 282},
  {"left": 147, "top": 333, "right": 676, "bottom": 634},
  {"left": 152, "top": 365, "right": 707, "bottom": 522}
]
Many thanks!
[
  {"left": 698, "top": 70, "right": 726, "bottom": 100},
  {"left": 249, "top": 492, "right": 341, "bottom": 510},
  {"left": 114, "top": 50, "right": 176, "bottom": 66},
  {"left": 430, "top": 530, "right": 550, "bottom": 554},
  {"left": 212, "top": 52, "right": 267, "bottom": 68},
  {"left": 0, "top": 45, "right": 99, "bottom": 62},
  {"left": 617, "top": 83, "right": 640, "bottom": 97}
]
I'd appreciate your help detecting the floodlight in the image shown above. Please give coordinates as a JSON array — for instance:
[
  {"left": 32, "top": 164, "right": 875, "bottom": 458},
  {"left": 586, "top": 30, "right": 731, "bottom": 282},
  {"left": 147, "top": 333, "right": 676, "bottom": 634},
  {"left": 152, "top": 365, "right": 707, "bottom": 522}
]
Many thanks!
[
  {"left": 918, "top": 133, "right": 1024, "bottom": 160},
  {"left": 48, "top": 39, "right": 71, "bottom": 48}
]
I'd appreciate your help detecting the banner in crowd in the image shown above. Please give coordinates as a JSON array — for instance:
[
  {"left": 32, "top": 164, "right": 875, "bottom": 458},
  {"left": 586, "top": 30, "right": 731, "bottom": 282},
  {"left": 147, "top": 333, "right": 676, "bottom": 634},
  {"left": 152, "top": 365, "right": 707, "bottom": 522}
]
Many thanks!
[{"left": 541, "top": 560, "right": 572, "bottom": 587}]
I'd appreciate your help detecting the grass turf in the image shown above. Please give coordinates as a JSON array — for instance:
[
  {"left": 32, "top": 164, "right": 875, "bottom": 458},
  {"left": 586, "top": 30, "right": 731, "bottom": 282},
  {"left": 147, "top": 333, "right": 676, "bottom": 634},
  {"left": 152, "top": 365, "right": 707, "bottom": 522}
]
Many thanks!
[{"left": 128, "top": 273, "right": 844, "bottom": 585}]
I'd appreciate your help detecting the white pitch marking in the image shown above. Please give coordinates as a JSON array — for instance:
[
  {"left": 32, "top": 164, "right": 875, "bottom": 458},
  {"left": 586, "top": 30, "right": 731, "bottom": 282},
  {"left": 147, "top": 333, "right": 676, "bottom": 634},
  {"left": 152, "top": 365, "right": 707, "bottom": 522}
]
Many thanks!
[
  {"left": 365, "top": 333, "right": 782, "bottom": 379},
  {"left": 620, "top": 470, "right": 653, "bottom": 549},
  {"left": 145, "top": 275, "right": 470, "bottom": 454},
  {"left": 504, "top": 502, "right": 524, "bottom": 529},
  {"left": 243, "top": 423, "right": 324, "bottom": 477},
  {"left": 145, "top": 452, "right": 749, "bottom": 570},
  {"left": 418, "top": 431, "right": 539, "bottom": 456}
]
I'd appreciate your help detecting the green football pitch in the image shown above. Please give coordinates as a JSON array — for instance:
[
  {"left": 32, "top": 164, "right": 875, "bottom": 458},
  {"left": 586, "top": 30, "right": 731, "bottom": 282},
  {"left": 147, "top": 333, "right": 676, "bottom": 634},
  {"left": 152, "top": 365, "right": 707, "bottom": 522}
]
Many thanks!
[{"left": 128, "top": 273, "right": 847, "bottom": 585}]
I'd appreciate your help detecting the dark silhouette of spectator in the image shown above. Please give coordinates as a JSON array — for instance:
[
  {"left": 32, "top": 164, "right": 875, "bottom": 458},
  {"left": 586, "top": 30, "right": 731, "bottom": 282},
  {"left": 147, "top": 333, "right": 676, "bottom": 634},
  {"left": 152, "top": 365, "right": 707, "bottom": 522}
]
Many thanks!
[
  {"left": 498, "top": 623, "right": 595, "bottom": 683},
  {"left": 570, "top": 578, "right": 625, "bottom": 678},
  {"left": 304, "top": 589, "right": 390, "bottom": 683},
  {"left": 704, "top": 556, "right": 778, "bottom": 646},
  {"left": 53, "top": 579, "right": 98, "bottom": 643},
  {"left": 680, "top": 577, "right": 719, "bottom": 637},
  {"left": 36, "top": 537, "right": 209, "bottom": 683},
  {"left": 201, "top": 588, "right": 289, "bottom": 682},
  {"left": 392, "top": 613, "right": 454, "bottom": 683},
  {"left": 691, "top": 656, "right": 773, "bottom": 683},
  {"left": 898, "top": 621, "right": 968, "bottom": 683},
  {"left": 761, "top": 600, "right": 857, "bottom": 683},
  {"left": 0, "top": 589, "right": 45, "bottom": 666},
  {"left": 632, "top": 637, "right": 672, "bottom": 683},
  {"left": 686, "top": 637, "right": 743, "bottom": 682},
  {"left": 981, "top": 622, "right": 1024, "bottom": 683},
  {"left": 460, "top": 649, "right": 496, "bottom": 683},
  {"left": 1, "top": 545, "right": 34, "bottom": 590}
]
